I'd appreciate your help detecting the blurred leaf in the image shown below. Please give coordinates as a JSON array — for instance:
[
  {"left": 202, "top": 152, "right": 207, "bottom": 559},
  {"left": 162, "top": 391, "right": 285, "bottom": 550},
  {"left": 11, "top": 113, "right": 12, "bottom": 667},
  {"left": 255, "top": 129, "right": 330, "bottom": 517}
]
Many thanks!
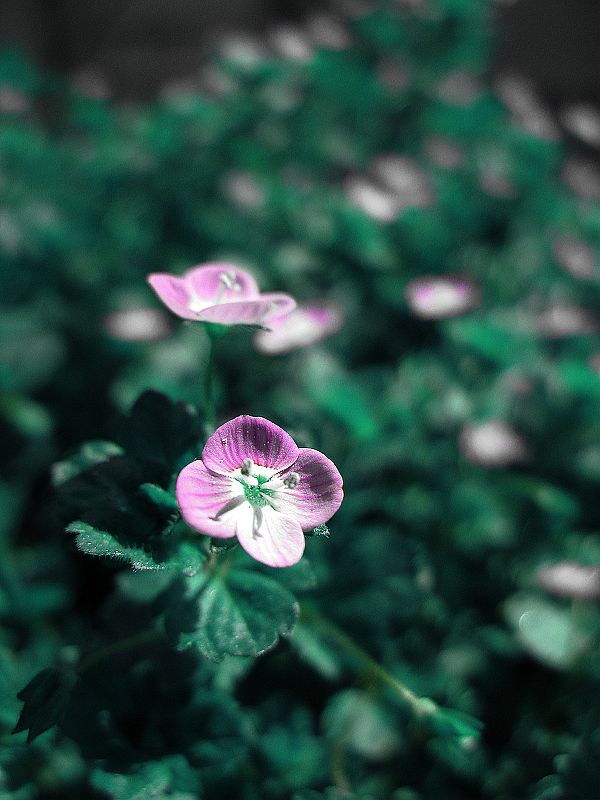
[
  {"left": 504, "top": 593, "right": 592, "bottom": 669},
  {"left": 290, "top": 622, "right": 343, "bottom": 680},
  {"left": 323, "top": 689, "right": 400, "bottom": 759},
  {"left": 52, "top": 440, "right": 124, "bottom": 486},
  {"left": 302, "top": 351, "right": 378, "bottom": 441},
  {"left": 13, "top": 667, "right": 77, "bottom": 742}
]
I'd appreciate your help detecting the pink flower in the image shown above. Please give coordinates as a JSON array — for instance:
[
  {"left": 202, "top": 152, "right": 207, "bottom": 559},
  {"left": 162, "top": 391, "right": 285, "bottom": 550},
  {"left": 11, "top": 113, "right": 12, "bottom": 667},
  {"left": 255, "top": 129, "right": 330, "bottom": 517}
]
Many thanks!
[
  {"left": 405, "top": 276, "right": 480, "bottom": 320},
  {"left": 176, "top": 415, "right": 343, "bottom": 567},
  {"left": 147, "top": 263, "right": 296, "bottom": 326},
  {"left": 254, "top": 303, "right": 343, "bottom": 355}
]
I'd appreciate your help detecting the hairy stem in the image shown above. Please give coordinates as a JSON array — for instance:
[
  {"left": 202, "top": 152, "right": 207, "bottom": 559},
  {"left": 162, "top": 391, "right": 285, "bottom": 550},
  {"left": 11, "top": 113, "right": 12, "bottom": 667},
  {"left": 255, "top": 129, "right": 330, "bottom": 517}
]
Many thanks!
[{"left": 301, "top": 604, "right": 430, "bottom": 718}]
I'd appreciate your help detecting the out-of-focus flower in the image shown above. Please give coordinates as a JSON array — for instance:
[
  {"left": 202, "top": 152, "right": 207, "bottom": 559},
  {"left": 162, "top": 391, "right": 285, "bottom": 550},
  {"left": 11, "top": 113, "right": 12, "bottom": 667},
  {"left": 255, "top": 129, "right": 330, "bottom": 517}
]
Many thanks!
[
  {"left": 405, "top": 276, "right": 480, "bottom": 320},
  {"left": 562, "top": 156, "right": 600, "bottom": 200},
  {"left": 553, "top": 236, "right": 597, "bottom": 280},
  {"left": 176, "top": 416, "right": 343, "bottom": 567},
  {"left": 370, "top": 155, "right": 435, "bottom": 209},
  {"left": 536, "top": 562, "right": 600, "bottom": 601},
  {"left": 459, "top": 420, "right": 530, "bottom": 467},
  {"left": 254, "top": 304, "right": 343, "bottom": 355},
  {"left": 424, "top": 136, "right": 465, "bottom": 169},
  {"left": 103, "top": 308, "right": 172, "bottom": 342},
  {"left": 147, "top": 263, "right": 295, "bottom": 326},
  {"left": 345, "top": 176, "right": 400, "bottom": 222},
  {"left": 536, "top": 304, "right": 597, "bottom": 338},
  {"left": 560, "top": 104, "right": 600, "bottom": 148}
]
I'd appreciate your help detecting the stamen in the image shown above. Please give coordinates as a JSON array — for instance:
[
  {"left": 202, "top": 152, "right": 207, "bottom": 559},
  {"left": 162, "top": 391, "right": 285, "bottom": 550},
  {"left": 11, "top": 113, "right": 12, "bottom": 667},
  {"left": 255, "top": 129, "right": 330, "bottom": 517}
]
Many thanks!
[
  {"left": 213, "top": 270, "right": 241, "bottom": 304},
  {"left": 211, "top": 495, "right": 246, "bottom": 520},
  {"left": 283, "top": 472, "right": 300, "bottom": 489},
  {"left": 241, "top": 458, "right": 254, "bottom": 476},
  {"left": 252, "top": 508, "right": 263, "bottom": 539},
  {"left": 220, "top": 270, "right": 239, "bottom": 291}
]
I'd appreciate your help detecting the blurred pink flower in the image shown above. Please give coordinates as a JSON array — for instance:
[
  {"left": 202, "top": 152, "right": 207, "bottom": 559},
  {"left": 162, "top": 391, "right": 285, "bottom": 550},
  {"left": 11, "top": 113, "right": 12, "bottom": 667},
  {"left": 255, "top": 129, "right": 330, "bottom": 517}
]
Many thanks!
[
  {"left": 176, "top": 415, "right": 343, "bottom": 568},
  {"left": 103, "top": 308, "right": 171, "bottom": 342},
  {"left": 147, "top": 263, "right": 296, "bottom": 326},
  {"left": 405, "top": 276, "right": 480, "bottom": 320},
  {"left": 459, "top": 420, "right": 529, "bottom": 468},
  {"left": 254, "top": 304, "right": 343, "bottom": 355}
]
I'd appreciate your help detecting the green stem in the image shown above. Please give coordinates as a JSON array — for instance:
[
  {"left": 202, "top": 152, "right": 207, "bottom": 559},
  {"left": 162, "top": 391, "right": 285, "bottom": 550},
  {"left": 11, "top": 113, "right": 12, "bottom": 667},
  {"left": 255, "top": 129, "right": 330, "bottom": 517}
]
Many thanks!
[
  {"left": 301, "top": 604, "right": 428, "bottom": 718},
  {"left": 78, "top": 628, "right": 162, "bottom": 674},
  {"left": 203, "top": 331, "right": 217, "bottom": 435}
]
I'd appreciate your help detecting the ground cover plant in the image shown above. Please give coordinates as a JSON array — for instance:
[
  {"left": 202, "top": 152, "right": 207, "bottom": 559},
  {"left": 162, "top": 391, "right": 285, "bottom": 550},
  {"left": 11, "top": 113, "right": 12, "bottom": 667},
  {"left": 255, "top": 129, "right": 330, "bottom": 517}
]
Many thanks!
[{"left": 2, "top": 1, "right": 600, "bottom": 797}]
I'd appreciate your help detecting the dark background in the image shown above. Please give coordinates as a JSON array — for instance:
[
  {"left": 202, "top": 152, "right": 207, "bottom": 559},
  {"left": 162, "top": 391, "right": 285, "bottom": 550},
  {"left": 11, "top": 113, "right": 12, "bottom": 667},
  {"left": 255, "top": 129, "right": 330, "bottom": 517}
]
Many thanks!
[{"left": 1, "top": 0, "right": 599, "bottom": 104}]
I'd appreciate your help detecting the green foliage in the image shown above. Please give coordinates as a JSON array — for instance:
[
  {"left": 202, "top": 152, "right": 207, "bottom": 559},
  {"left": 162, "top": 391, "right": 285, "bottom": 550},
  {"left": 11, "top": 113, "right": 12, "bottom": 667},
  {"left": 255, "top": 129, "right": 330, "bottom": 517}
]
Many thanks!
[
  {"left": 167, "top": 566, "right": 299, "bottom": 660},
  {"left": 13, "top": 667, "right": 78, "bottom": 743},
  {"left": 3, "top": 2, "right": 600, "bottom": 797}
]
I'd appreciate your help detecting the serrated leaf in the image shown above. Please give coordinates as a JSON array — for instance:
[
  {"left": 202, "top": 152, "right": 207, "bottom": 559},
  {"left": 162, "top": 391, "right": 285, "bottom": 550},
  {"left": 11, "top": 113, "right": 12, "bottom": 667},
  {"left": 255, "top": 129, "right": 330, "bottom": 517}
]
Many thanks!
[
  {"left": 68, "top": 521, "right": 205, "bottom": 574},
  {"left": 13, "top": 667, "right": 78, "bottom": 742},
  {"left": 170, "top": 568, "right": 299, "bottom": 660}
]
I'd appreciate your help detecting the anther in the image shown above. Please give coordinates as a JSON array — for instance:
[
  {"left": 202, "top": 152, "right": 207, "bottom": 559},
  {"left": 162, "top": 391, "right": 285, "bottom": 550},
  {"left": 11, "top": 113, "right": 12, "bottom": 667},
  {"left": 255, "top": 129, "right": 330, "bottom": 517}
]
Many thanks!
[
  {"left": 283, "top": 472, "right": 300, "bottom": 489},
  {"left": 220, "top": 270, "right": 239, "bottom": 291},
  {"left": 241, "top": 458, "right": 254, "bottom": 476}
]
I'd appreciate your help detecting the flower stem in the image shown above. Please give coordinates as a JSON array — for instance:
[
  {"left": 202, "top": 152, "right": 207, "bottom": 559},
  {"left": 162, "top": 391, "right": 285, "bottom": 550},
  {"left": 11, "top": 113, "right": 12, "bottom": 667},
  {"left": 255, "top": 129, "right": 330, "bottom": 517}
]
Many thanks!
[
  {"left": 300, "top": 604, "right": 429, "bottom": 718},
  {"left": 78, "top": 628, "right": 162, "bottom": 674}
]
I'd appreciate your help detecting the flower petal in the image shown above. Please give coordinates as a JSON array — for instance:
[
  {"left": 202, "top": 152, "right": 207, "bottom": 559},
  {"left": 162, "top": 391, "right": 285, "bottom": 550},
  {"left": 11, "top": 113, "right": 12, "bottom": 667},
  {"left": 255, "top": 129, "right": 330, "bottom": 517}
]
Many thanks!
[
  {"left": 147, "top": 273, "right": 197, "bottom": 320},
  {"left": 185, "top": 263, "right": 260, "bottom": 303},
  {"left": 193, "top": 294, "right": 296, "bottom": 326},
  {"left": 203, "top": 415, "right": 299, "bottom": 475},
  {"left": 176, "top": 460, "right": 244, "bottom": 538},
  {"left": 268, "top": 447, "right": 343, "bottom": 529},
  {"left": 235, "top": 505, "right": 305, "bottom": 567},
  {"left": 254, "top": 303, "right": 343, "bottom": 354}
]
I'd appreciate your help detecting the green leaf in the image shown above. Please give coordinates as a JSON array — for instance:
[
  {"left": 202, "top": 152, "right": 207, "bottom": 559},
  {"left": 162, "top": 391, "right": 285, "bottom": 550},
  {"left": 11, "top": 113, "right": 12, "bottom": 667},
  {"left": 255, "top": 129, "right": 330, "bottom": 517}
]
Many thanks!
[
  {"left": 302, "top": 351, "right": 378, "bottom": 441},
  {"left": 291, "top": 622, "right": 342, "bottom": 679},
  {"left": 120, "top": 390, "right": 202, "bottom": 471},
  {"left": 13, "top": 667, "right": 78, "bottom": 742},
  {"left": 51, "top": 440, "right": 124, "bottom": 486},
  {"left": 91, "top": 756, "right": 200, "bottom": 800},
  {"left": 323, "top": 689, "right": 401, "bottom": 759},
  {"left": 445, "top": 317, "right": 540, "bottom": 367},
  {"left": 422, "top": 704, "right": 484, "bottom": 740},
  {"left": 170, "top": 567, "right": 299, "bottom": 660},
  {"left": 68, "top": 520, "right": 205, "bottom": 574},
  {"left": 139, "top": 482, "right": 179, "bottom": 511},
  {"left": 504, "top": 593, "right": 592, "bottom": 669}
]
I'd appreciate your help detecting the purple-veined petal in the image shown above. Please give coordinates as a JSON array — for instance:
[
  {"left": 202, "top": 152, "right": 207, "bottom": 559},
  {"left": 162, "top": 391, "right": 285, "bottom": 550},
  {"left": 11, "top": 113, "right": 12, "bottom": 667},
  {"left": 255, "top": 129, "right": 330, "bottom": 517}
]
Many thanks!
[
  {"left": 254, "top": 303, "right": 343, "bottom": 354},
  {"left": 176, "top": 460, "right": 244, "bottom": 538},
  {"left": 185, "top": 263, "right": 260, "bottom": 303},
  {"left": 235, "top": 504, "right": 306, "bottom": 567},
  {"left": 192, "top": 293, "right": 296, "bottom": 326},
  {"left": 147, "top": 273, "right": 197, "bottom": 319},
  {"left": 267, "top": 447, "right": 343, "bottom": 529},
  {"left": 202, "top": 415, "right": 299, "bottom": 475}
]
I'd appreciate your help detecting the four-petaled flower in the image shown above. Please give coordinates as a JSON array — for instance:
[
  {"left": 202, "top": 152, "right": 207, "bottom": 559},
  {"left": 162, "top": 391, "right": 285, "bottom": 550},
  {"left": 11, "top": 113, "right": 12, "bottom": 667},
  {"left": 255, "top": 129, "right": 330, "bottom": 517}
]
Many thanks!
[
  {"left": 176, "top": 416, "right": 343, "bottom": 567},
  {"left": 147, "top": 262, "right": 296, "bottom": 326}
]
